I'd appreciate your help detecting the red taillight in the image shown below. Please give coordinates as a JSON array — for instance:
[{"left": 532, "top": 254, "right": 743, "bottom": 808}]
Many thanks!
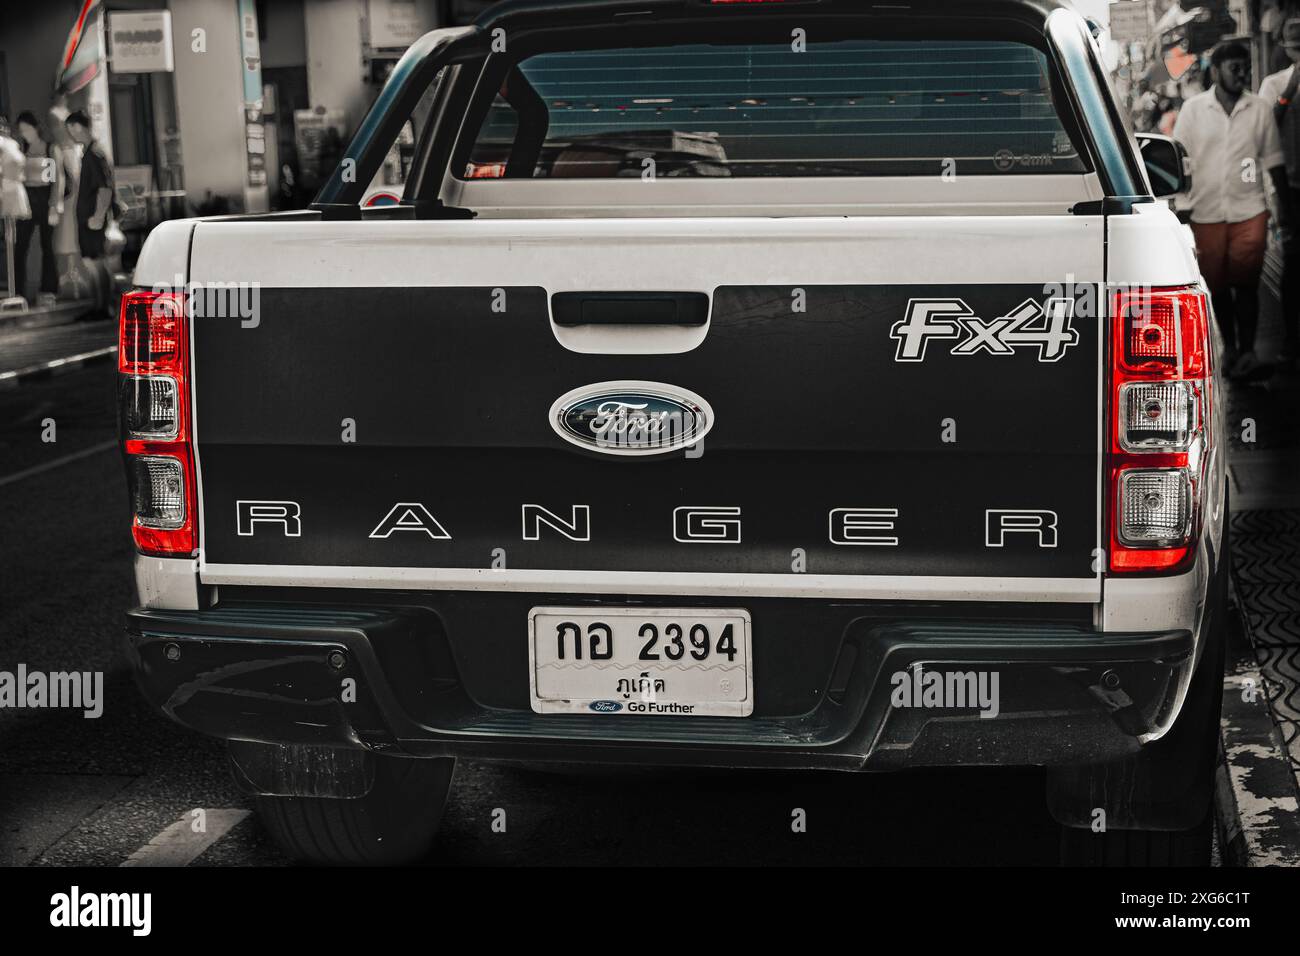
[
  {"left": 119, "top": 292, "right": 186, "bottom": 373},
  {"left": 118, "top": 290, "right": 197, "bottom": 557},
  {"left": 463, "top": 162, "right": 506, "bottom": 179},
  {"left": 1107, "top": 286, "right": 1211, "bottom": 573},
  {"left": 1113, "top": 287, "right": 1208, "bottom": 376}
]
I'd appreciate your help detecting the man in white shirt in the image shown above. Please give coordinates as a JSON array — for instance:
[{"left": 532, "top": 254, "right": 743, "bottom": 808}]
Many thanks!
[
  {"left": 1174, "top": 41, "right": 1290, "bottom": 378},
  {"left": 1259, "top": 18, "right": 1300, "bottom": 363}
]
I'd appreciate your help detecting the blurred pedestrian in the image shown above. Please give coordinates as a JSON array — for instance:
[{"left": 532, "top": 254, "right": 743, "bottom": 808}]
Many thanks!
[
  {"left": 1174, "top": 41, "right": 1290, "bottom": 378},
  {"left": 47, "top": 93, "right": 81, "bottom": 287},
  {"left": 0, "top": 115, "right": 32, "bottom": 304},
  {"left": 1261, "top": 16, "right": 1300, "bottom": 364},
  {"left": 1156, "top": 96, "right": 1179, "bottom": 137},
  {"left": 64, "top": 110, "right": 114, "bottom": 309},
  {"left": 12, "top": 111, "right": 64, "bottom": 306},
  {"left": 1134, "top": 84, "right": 1159, "bottom": 132}
]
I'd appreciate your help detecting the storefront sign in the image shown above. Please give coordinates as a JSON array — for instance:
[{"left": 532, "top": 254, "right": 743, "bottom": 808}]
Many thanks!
[
  {"left": 107, "top": 10, "right": 174, "bottom": 74},
  {"left": 1109, "top": 1, "right": 1151, "bottom": 44},
  {"left": 237, "top": 0, "right": 263, "bottom": 106},
  {"left": 368, "top": 0, "right": 437, "bottom": 49}
]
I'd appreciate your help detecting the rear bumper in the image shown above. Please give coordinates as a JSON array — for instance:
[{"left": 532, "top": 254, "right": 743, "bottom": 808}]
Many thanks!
[{"left": 123, "top": 595, "right": 1197, "bottom": 771}]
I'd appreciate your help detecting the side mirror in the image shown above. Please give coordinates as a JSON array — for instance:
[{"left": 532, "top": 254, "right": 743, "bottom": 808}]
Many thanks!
[{"left": 1136, "top": 132, "right": 1191, "bottom": 198}]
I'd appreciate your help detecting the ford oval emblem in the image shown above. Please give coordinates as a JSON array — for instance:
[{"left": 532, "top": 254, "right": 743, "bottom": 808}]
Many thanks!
[
  {"left": 589, "top": 700, "right": 623, "bottom": 713},
  {"left": 549, "top": 381, "right": 714, "bottom": 457}
]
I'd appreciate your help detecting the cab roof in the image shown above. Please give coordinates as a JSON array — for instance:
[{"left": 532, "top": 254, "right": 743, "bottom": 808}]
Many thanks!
[{"left": 473, "top": 0, "right": 1077, "bottom": 31}]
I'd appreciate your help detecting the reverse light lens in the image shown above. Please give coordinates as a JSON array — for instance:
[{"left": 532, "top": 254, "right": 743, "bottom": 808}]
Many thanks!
[
  {"left": 130, "top": 456, "right": 187, "bottom": 530},
  {"left": 121, "top": 375, "right": 178, "bottom": 439},
  {"left": 1120, "top": 381, "right": 1198, "bottom": 450},
  {"left": 1118, "top": 469, "right": 1191, "bottom": 546}
]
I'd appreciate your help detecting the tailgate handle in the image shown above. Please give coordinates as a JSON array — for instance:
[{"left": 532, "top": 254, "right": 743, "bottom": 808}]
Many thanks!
[{"left": 551, "top": 292, "right": 709, "bottom": 327}]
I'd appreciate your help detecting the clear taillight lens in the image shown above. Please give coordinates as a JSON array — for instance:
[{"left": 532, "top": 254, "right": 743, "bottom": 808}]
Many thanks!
[
  {"left": 121, "top": 375, "right": 179, "bottom": 439},
  {"left": 1118, "top": 468, "right": 1192, "bottom": 546},
  {"left": 130, "top": 456, "right": 187, "bottom": 530},
  {"left": 1119, "top": 381, "right": 1198, "bottom": 450}
]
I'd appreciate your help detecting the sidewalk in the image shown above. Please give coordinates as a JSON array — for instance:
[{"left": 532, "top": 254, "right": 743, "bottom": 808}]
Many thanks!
[
  {"left": 1221, "top": 273, "right": 1300, "bottom": 863},
  {"left": 0, "top": 297, "right": 97, "bottom": 335}
]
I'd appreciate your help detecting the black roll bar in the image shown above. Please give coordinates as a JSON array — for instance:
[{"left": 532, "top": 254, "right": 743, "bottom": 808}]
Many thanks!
[{"left": 312, "top": 26, "right": 483, "bottom": 216}]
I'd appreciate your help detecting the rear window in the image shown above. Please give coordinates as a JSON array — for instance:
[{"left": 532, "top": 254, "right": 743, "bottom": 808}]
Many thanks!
[{"left": 465, "top": 39, "right": 1088, "bottom": 179}]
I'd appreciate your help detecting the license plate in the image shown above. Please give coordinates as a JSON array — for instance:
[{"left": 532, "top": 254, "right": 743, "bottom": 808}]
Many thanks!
[{"left": 528, "top": 607, "right": 753, "bottom": 717}]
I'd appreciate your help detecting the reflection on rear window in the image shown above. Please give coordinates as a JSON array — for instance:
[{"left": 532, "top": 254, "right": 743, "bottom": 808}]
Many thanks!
[{"left": 467, "top": 39, "right": 1087, "bottom": 179}]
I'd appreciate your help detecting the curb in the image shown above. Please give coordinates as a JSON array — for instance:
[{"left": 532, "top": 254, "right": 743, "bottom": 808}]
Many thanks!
[
  {"left": 0, "top": 345, "right": 117, "bottom": 390},
  {"left": 1214, "top": 592, "right": 1300, "bottom": 866},
  {"left": 0, "top": 299, "right": 96, "bottom": 336}
]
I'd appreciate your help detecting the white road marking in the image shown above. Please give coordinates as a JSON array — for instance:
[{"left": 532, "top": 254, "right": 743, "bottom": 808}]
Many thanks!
[
  {"left": 0, "top": 439, "right": 117, "bottom": 489},
  {"left": 0, "top": 345, "right": 118, "bottom": 387},
  {"left": 120, "top": 809, "right": 251, "bottom": 868}
]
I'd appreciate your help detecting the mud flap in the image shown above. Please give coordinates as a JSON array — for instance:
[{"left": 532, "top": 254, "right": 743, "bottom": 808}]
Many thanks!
[
  {"left": 1044, "top": 733, "right": 1216, "bottom": 831},
  {"left": 227, "top": 740, "right": 377, "bottom": 799}
]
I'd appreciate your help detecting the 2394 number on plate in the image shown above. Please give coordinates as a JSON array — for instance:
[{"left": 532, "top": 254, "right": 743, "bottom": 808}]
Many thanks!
[{"left": 528, "top": 607, "right": 753, "bottom": 717}]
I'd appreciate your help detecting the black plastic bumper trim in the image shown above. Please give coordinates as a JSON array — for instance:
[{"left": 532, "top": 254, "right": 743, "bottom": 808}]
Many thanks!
[{"left": 124, "top": 603, "right": 1193, "bottom": 770}]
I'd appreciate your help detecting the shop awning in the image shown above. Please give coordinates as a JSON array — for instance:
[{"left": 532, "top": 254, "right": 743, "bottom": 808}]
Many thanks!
[{"left": 57, "top": 0, "right": 104, "bottom": 95}]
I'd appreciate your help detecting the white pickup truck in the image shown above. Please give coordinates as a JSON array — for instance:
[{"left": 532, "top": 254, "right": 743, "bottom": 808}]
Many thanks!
[{"left": 118, "top": 0, "right": 1226, "bottom": 866}]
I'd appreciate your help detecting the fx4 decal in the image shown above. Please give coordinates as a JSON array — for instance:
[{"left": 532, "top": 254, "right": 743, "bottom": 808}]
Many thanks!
[{"left": 890, "top": 297, "right": 1079, "bottom": 363}]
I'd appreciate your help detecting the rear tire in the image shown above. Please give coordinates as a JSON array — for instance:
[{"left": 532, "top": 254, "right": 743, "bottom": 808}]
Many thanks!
[{"left": 237, "top": 747, "right": 455, "bottom": 866}]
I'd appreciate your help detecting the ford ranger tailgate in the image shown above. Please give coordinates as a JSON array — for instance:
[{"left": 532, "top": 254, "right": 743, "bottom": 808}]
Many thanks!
[{"left": 188, "top": 214, "right": 1102, "bottom": 592}]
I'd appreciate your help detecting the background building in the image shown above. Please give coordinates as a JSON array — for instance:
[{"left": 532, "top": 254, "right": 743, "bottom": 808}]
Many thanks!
[{"left": 0, "top": 0, "right": 457, "bottom": 230}]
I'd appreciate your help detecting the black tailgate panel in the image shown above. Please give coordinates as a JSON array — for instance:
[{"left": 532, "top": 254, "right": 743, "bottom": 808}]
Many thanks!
[{"left": 194, "top": 284, "right": 1099, "bottom": 578}]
